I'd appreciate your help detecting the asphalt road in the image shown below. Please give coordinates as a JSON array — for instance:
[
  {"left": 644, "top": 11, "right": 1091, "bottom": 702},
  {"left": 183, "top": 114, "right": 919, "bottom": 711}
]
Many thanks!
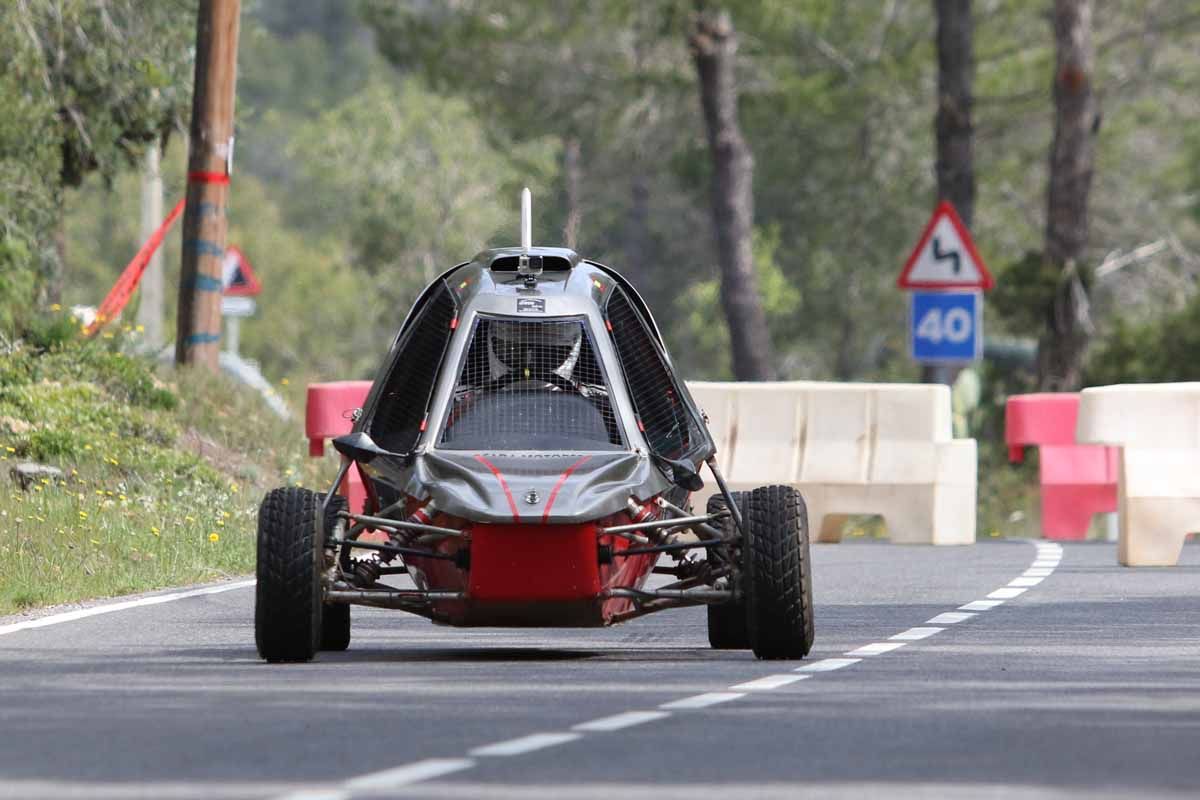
[{"left": 1, "top": 539, "right": 1197, "bottom": 799}]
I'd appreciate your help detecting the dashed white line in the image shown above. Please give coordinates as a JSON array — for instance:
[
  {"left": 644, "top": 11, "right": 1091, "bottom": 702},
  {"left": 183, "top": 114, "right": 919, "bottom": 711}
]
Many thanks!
[
  {"left": 344, "top": 758, "right": 475, "bottom": 791},
  {"left": 960, "top": 599, "right": 1005, "bottom": 611},
  {"left": 276, "top": 540, "right": 1067, "bottom": 798},
  {"left": 0, "top": 580, "right": 255, "bottom": 637},
  {"left": 572, "top": 710, "right": 670, "bottom": 732},
  {"left": 730, "top": 674, "right": 811, "bottom": 691},
  {"left": 795, "top": 657, "right": 862, "bottom": 672},
  {"left": 470, "top": 733, "right": 581, "bottom": 757},
  {"left": 660, "top": 692, "right": 745, "bottom": 710},
  {"left": 890, "top": 626, "right": 944, "bottom": 641},
  {"left": 846, "top": 641, "right": 907, "bottom": 656}
]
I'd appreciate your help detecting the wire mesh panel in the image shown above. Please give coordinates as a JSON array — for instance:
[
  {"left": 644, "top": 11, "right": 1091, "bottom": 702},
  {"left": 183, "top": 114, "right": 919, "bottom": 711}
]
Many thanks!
[
  {"left": 605, "top": 286, "right": 710, "bottom": 462},
  {"left": 439, "top": 316, "right": 624, "bottom": 451},
  {"left": 370, "top": 281, "right": 456, "bottom": 452}
]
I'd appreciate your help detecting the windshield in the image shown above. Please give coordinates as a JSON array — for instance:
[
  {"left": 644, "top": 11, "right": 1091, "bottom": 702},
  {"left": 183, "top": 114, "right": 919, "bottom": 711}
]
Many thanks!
[{"left": 438, "top": 316, "right": 625, "bottom": 451}]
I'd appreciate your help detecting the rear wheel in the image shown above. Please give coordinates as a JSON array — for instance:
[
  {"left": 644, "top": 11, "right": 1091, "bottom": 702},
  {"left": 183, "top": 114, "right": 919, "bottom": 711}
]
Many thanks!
[
  {"left": 320, "top": 495, "right": 351, "bottom": 651},
  {"left": 706, "top": 493, "right": 750, "bottom": 650},
  {"left": 256, "top": 487, "right": 324, "bottom": 662},
  {"left": 743, "top": 485, "right": 814, "bottom": 660}
]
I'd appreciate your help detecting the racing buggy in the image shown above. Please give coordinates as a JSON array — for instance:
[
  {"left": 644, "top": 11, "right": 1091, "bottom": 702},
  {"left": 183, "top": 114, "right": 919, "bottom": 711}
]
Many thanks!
[{"left": 255, "top": 191, "right": 814, "bottom": 662}]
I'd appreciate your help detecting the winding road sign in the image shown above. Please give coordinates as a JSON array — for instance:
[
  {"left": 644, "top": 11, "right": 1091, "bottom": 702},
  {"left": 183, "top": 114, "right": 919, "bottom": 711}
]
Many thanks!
[{"left": 897, "top": 201, "right": 994, "bottom": 290}]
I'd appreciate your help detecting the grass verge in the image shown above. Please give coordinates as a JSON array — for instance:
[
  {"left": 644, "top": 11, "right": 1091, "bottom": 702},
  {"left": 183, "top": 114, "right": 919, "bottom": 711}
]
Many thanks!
[{"left": 0, "top": 324, "right": 328, "bottom": 615}]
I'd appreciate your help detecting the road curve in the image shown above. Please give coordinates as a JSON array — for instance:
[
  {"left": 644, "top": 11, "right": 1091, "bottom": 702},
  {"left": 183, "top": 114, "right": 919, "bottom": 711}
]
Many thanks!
[{"left": 0, "top": 540, "right": 1197, "bottom": 799}]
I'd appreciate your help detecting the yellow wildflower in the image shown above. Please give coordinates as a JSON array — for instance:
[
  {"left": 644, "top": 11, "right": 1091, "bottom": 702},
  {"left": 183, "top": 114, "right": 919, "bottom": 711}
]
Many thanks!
[{"left": 208, "top": 533, "right": 220, "bottom": 543}]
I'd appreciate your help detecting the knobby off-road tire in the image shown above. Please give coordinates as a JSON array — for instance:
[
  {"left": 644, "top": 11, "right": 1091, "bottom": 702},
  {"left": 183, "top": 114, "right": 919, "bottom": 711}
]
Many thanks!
[
  {"left": 256, "top": 487, "right": 324, "bottom": 662},
  {"left": 319, "top": 495, "right": 351, "bottom": 652},
  {"left": 743, "top": 485, "right": 815, "bottom": 660},
  {"left": 706, "top": 492, "right": 751, "bottom": 650}
]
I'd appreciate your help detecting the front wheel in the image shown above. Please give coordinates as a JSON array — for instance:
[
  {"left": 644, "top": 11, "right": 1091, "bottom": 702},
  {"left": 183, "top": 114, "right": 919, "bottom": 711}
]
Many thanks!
[
  {"left": 319, "top": 495, "right": 351, "bottom": 651},
  {"left": 706, "top": 492, "right": 750, "bottom": 650},
  {"left": 255, "top": 487, "right": 324, "bottom": 662},
  {"left": 743, "top": 485, "right": 815, "bottom": 660}
]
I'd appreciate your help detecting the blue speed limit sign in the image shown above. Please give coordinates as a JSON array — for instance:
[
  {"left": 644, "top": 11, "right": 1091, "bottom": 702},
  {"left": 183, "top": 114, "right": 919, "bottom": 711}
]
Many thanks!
[{"left": 909, "top": 291, "right": 981, "bottom": 363}]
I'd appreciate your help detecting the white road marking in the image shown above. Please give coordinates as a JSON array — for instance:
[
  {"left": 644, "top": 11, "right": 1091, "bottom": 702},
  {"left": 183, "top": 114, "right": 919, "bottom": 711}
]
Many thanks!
[
  {"left": 846, "top": 641, "right": 907, "bottom": 656},
  {"left": 659, "top": 692, "right": 745, "bottom": 710},
  {"left": 272, "top": 540, "right": 1066, "bottom": 797},
  {"left": 795, "top": 657, "right": 862, "bottom": 672},
  {"left": 959, "top": 599, "right": 1005, "bottom": 611},
  {"left": 730, "top": 674, "right": 811, "bottom": 691},
  {"left": 470, "top": 733, "right": 581, "bottom": 757},
  {"left": 890, "top": 626, "right": 944, "bottom": 641},
  {"left": 344, "top": 758, "right": 475, "bottom": 791},
  {"left": 572, "top": 710, "right": 670, "bottom": 732},
  {"left": 0, "top": 580, "right": 255, "bottom": 637}
]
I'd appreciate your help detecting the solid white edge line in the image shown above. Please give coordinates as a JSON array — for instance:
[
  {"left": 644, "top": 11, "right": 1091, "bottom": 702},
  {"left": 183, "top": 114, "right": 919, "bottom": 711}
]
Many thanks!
[
  {"left": 1008, "top": 576, "right": 1044, "bottom": 587},
  {"left": 660, "top": 692, "right": 745, "bottom": 710},
  {"left": 0, "top": 579, "right": 256, "bottom": 637},
  {"left": 927, "top": 612, "right": 975, "bottom": 624},
  {"left": 795, "top": 657, "right": 862, "bottom": 672},
  {"left": 1024, "top": 568, "right": 1054, "bottom": 577},
  {"left": 890, "top": 626, "right": 945, "bottom": 641},
  {"left": 730, "top": 674, "right": 811, "bottom": 691},
  {"left": 345, "top": 758, "right": 475, "bottom": 790},
  {"left": 470, "top": 732, "right": 581, "bottom": 757},
  {"left": 846, "top": 641, "right": 906, "bottom": 656},
  {"left": 572, "top": 710, "right": 671, "bottom": 732},
  {"left": 988, "top": 587, "right": 1028, "bottom": 600},
  {"left": 1032, "top": 560, "right": 1060, "bottom": 569}
]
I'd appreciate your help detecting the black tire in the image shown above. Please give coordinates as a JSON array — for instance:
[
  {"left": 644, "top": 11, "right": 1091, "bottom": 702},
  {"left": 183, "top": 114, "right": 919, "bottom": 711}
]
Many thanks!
[
  {"left": 320, "top": 603, "right": 351, "bottom": 651},
  {"left": 743, "top": 485, "right": 815, "bottom": 660},
  {"left": 255, "top": 487, "right": 324, "bottom": 662},
  {"left": 706, "top": 492, "right": 751, "bottom": 650},
  {"left": 320, "top": 495, "right": 351, "bottom": 651}
]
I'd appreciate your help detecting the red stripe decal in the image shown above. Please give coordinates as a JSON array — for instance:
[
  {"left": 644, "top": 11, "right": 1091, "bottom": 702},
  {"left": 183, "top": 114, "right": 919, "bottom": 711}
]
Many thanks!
[
  {"left": 473, "top": 454, "right": 520, "bottom": 522},
  {"left": 542, "top": 455, "right": 592, "bottom": 524},
  {"left": 188, "top": 171, "right": 230, "bottom": 184}
]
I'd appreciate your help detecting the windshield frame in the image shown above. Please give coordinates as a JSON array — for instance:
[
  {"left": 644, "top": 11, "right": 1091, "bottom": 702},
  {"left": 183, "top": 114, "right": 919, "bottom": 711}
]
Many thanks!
[{"left": 432, "top": 312, "right": 630, "bottom": 454}]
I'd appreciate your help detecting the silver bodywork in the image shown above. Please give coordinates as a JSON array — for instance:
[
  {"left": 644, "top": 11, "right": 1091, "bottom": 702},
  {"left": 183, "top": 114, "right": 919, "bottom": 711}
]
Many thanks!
[{"left": 356, "top": 247, "right": 706, "bottom": 524}]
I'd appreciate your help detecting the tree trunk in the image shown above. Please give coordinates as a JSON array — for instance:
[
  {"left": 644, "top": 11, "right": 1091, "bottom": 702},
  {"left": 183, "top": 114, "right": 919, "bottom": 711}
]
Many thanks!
[
  {"left": 562, "top": 136, "right": 582, "bottom": 250},
  {"left": 690, "top": 9, "right": 776, "bottom": 381},
  {"left": 1038, "top": 0, "right": 1098, "bottom": 391},
  {"left": 934, "top": 0, "right": 975, "bottom": 229},
  {"left": 924, "top": 0, "right": 976, "bottom": 386}
]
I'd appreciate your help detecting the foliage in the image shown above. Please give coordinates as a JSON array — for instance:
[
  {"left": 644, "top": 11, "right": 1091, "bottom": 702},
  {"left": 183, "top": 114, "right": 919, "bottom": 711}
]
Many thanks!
[
  {"left": 0, "top": 0, "right": 194, "bottom": 316},
  {"left": 0, "top": 328, "right": 322, "bottom": 614}
]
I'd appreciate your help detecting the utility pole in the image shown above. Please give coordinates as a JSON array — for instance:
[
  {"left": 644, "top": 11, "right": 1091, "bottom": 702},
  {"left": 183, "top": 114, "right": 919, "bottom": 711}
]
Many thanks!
[
  {"left": 137, "top": 142, "right": 164, "bottom": 350},
  {"left": 176, "top": 0, "right": 241, "bottom": 369}
]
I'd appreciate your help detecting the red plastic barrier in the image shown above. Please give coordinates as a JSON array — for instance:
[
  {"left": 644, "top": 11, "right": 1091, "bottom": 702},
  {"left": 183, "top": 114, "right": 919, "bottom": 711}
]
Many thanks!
[
  {"left": 306, "top": 381, "right": 373, "bottom": 513},
  {"left": 1005, "top": 393, "right": 1118, "bottom": 540}
]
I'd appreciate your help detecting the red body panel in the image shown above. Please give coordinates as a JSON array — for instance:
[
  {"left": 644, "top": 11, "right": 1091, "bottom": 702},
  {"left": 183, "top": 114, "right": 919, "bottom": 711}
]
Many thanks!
[{"left": 407, "top": 514, "right": 660, "bottom": 627}]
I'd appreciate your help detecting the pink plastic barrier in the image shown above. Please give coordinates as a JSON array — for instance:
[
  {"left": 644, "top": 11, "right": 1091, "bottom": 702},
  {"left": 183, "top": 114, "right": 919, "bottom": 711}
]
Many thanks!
[
  {"left": 306, "top": 381, "right": 373, "bottom": 513},
  {"left": 1005, "top": 393, "right": 1118, "bottom": 540}
]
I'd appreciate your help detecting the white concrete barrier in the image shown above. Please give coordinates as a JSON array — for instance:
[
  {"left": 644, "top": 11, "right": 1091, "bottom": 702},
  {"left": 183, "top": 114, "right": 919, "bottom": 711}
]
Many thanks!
[
  {"left": 687, "top": 381, "right": 976, "bottom": 545},
  {"left": 1076, "top": 383, "right": 1200, "bottom": 566}
]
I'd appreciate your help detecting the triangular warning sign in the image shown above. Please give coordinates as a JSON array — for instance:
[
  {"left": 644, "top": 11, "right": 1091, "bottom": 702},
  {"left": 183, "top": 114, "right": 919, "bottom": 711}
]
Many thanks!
[
  {"left": 897, "top": 201, "right": 994, "bottom": 290},
  {"left": 221, "top": 246, "right": 262, "bottom": 297}
]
